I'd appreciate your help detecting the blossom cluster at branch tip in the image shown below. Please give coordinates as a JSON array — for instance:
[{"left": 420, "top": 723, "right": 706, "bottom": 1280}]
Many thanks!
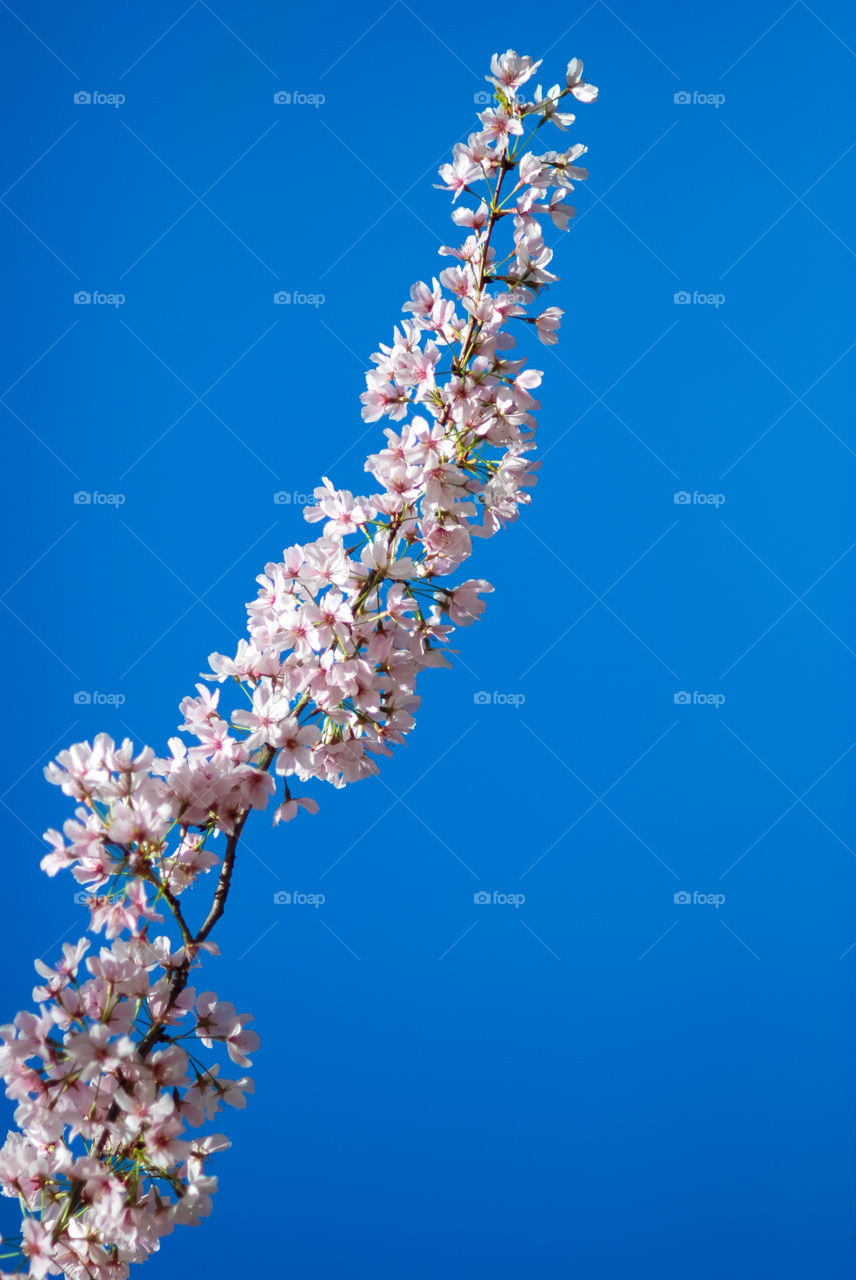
[{"left": 0, "top": 48, "right": 596, "bottom": 1278}]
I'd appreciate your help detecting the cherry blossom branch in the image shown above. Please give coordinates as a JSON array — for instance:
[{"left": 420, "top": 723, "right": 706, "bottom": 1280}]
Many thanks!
[{"left": 0, "top": 49, "right": 598, "bottom": 1280}]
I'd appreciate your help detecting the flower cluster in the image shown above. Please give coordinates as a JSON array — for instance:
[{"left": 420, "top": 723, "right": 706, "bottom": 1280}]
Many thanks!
[
  {"left": 0, "top": 933, "right": 254, "bottom": 1279},
  {"left": 0, "top": 49, "right": 596, "bottom": 1277}
]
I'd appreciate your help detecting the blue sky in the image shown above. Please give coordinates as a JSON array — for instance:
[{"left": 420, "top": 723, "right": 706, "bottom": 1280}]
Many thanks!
[{"left": 1, "top": 1, "right": 855, "bottom": 1276}]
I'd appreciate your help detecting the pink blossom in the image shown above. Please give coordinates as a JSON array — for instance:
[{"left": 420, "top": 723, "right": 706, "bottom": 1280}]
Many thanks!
[
  {"left": 21, "top": 1218, "right": 54, "bottom": 1280},
  {"left": 441, "top": 579, "right": 494, "bottom": 626},
  {"left": 273, "top": 796, "right": 320, "bottom": 824},
  {"left": 477, "top": 106, "right": 524, "bottom": 149},
  {"left": 566, "top": 57, "right": 598, "bottom": 103},
  {"left": 486, "top": 49, "right": 543, "bottom": 93},
  {"left": 0, "top": 45, "right": 598, "bottom": 1280},
  {"left": 534, "top": 306, "right": 564, "bottom": 345},
  {"left": 532, "top": 83, "right": 577, "bottom": 130}
]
